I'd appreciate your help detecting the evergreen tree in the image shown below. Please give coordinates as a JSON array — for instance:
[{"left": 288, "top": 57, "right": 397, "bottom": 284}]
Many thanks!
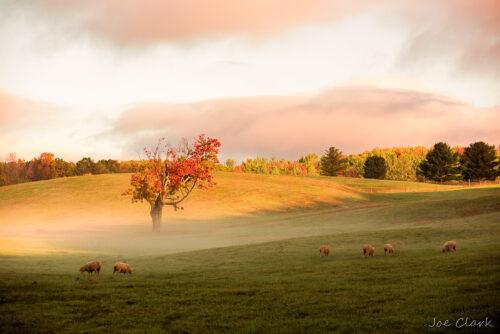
[
  {"left": 320, "top": 147, "right": 343, "bottom": 176},
  {"left": 418, "top": 142, "right": 460, "bottom": 182},
  {"left": 460, "top": 141, "right": 499, "bottom": 181},
  {"left": 363, "top": 156, "right": 387, "bottom": 179}
]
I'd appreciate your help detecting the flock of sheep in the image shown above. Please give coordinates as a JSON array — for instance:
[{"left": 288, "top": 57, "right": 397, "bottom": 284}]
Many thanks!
[
  {"left": 79, "top": 241, "right": 457, "bottom": 278},
  {"left": 319, "top": 240, "right": 457, "bottom": 257}
]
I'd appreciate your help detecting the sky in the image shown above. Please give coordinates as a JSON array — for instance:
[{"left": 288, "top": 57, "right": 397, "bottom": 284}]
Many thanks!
[{"left": 0, "top": 0, "right": 499, "bottom": 162}]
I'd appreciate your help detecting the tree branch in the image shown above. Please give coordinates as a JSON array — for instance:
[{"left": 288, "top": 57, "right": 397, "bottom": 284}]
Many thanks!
[
  {"left": 162, "top": 160, "right": 168, "bottom": 188},
  {"left": 161, "top": 178, "right": 198, "bottom": 206}
]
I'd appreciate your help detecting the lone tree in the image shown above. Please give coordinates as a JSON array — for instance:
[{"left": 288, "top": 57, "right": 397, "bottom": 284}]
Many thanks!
[
  {"left": 460, "top": 141, "right": 499, "bottom": 181},
  {"left": 418, "top": 142, "right": 460, "bottom": 182},
  {"left": 123, "top": 135, "right": 221, "bottom": 232},
  {"left": 320, "top": 147, "right": 343, "bottom": 176},
  {"left": 363, "top": 155, "right": 387, "bottom": 179}
]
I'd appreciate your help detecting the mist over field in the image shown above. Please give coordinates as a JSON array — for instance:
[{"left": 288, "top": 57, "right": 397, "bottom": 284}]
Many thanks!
[
  {"left": 0, "top": 173, "right": 434, "bottom": 253},
  {"left": 0, "top": 172, "right": 481, "bottom": 256}
]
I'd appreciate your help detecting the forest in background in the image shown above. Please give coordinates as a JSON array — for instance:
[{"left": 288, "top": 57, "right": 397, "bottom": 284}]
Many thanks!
[{"left": 1, "top": 142, "right": 499, "bottom": 187}]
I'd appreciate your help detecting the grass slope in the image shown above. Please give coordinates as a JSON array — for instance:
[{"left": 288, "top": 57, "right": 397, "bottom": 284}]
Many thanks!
[
  {"left": 0, "top": 172, "right": 462, "bottom": 227},
  {"left": 0, "top": 173, "right": 499, "bottom": 332},
  {"left": 0, "top": 173, "right": 475, "bottom": 255}
]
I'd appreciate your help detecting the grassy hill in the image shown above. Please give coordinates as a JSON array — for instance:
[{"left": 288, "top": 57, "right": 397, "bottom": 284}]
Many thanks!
[
  {"left": 0, "top": 172, "right": 462, "bottom": 226},
  {"left": 0, "top": 173, "right": 499, "bottom": 332},
  {"left": 0, "top": 172, "right": 478, "bottom": 255}
]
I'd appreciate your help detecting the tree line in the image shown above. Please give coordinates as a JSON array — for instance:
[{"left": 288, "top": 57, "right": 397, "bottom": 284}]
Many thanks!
[
  {"left": 218, "top": 154, "right": 319, "bottom": 176},
  {"left": 0, "top": 153, "right": 141, "bottom": 186},
  {"left": 325, "top": 141, "right": 499, "bottom": 182},
  {"left": 1, "top": 141, "right": 498, "bottom": 187},
  {"left": 217, "top": 141, "right": 499, "bottom": 183}
]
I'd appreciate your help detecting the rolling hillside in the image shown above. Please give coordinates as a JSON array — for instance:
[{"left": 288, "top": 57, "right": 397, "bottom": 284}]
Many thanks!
[
  {"left": 0, "top": 172, "right": 497, "bottom": 255},
  {"left": 0, "top": 171, "right": 466, "bottom": 227},
  {"left": 1, "top": 173, "right": 499, "bottom": 332}
]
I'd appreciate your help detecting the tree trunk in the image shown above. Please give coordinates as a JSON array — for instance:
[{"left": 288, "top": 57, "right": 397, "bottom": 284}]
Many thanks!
[{"left": 150, "top": 197, "right": 163, "bottom": 232}]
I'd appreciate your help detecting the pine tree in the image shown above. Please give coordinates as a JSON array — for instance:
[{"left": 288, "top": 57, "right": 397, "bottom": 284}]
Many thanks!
[
  {"left": 320, "top": 147, "right": 343, "bottom": 176},
  {"left": 363, "top": 156, "right": 387, "bottom": 179},
  {"left": 460, "top": 142, "right": 499, "bottom": 181},
  {"left": 418, "top": 142, "right": 460, "bottom": 182}
]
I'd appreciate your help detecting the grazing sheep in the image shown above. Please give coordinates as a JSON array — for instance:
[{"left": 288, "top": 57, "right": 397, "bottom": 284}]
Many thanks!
[
  {"left": 113, "top": 262, "right": 133, "bottom": 275},
  {"left": 319, "top": 245, "right": 330, "bottom": 257},
  {"left": 79, "top": 261, "right": 102, "bottom": 277},
  {"left": 363, "top": 244, "right": 375, "bottom": 258},
  {"left": 442, "top": 240, "right": 457, "bottom": 252},
  {"left": 384, "top": 243, "right": 395, "bottom": 255}
]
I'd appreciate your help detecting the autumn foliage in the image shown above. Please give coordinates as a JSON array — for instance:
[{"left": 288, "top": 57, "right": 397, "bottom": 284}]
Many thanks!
[
  {"left": 0, "top": 141, "right": 497, "bottom": 188},
  {"left": 0, "top": 154, "right": 140, "bottom": 186},
  {"left": 123, "top": 135, "right": 221, "bottom": 231},
  {"left": 125, "top": 135, "right": 220, "bottom": 203},
  {"left": 218, "top": 156, "right": 319, "bottom": 176},
  {"left": 26, "top": 153, "right": 57, "bottom": 181}
]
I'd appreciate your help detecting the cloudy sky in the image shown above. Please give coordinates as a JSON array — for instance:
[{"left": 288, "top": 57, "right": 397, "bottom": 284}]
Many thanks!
[{"left": 1, "top": 0, "right": 499, "bottom": 162}]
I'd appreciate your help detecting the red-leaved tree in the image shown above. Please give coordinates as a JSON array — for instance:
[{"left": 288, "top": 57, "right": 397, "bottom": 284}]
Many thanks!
[
  {"left": 26, "top": 153, "right": 56, "bottom": 181},
  {"left": 123, "top": 135, "right": 221, "bottom": 232}
]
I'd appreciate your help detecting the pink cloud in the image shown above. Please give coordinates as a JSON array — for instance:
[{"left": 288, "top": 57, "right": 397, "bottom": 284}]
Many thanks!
[
  {"left": 398, "top": 0, "right": 500, "bottom": 76},
  {"left": 11, "top": 1, "right": 497, "bottom": 80},
  {"left": 110, "top": 85, "right": 500, "bottom": 159},
  {"left": 0, "top": 89, "right": 87, "bottom": 162},
  {"left": 18, "top": 0, "right": 376, "bottom": 45},
  {"left": 0, "top": 89, "right": 57, "bottom": 130}
]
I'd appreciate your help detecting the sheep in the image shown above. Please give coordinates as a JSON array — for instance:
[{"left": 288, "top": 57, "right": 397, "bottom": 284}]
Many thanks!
[
  {"left": 363, "top": 244, "right": 375, "bottom": 258},
  {"left": 442, "top": 240, "right": 457, "bottom": 252},
  {"left": 79, "top": 261, "right": 102, "bottom": 278},
  {"left": 113, "top": 262, "right": 133, "bottom": 275},
  {"left": 384, "top": 243, "right": 394, "bottom": 255},
  {"left": 319, "top": 245, "right": 330, "bottom": 257}
]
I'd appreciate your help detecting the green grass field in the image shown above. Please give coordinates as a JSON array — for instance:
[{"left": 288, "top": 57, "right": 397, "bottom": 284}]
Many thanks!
[{"left": 0, "top": 173, "right": 499, "bottom": 333}]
